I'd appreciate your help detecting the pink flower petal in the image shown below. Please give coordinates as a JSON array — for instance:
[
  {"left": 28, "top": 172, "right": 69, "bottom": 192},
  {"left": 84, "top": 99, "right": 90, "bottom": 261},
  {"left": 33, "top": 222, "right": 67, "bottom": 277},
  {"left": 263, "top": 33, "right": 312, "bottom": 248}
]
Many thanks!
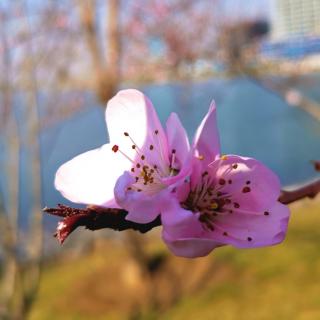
[
  {"left": 161, "top": 198, "right": 289, "bottom": 257},
  {"left": 192, "top": 100, "right": 220, "bottom": 165},
  {"left": 213, "top": 202, "right": 290, "bottom": 248},
  {"left": 106, "top": 89, "right": 169, "bottom": 170},
  {"left": 55, "top": 144, "right": 128, "bottom": 207},
  {"left": 166, "top": 112, "right": 190, "bottom": 166},
  {"left": 114, "top": 171, "right": 170, "bottom": 223},
  {"left": 161, "top": 201, "right": 222, "bottom": 257},
  {"left": 209, "top": 155, "right": 281, "bottom": 211},
  {"left": 163, "top": 231, "right": 222, "bottom": 258}
]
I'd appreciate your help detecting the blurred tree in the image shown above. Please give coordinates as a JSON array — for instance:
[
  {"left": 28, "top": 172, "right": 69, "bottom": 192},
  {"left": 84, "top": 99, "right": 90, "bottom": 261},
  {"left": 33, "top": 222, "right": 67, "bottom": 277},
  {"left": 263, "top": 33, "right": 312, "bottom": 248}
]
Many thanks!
[
  {"left": 77, "top": 0, "right": 121, "bottom": 103},
  {"left": 123, "top": 0, "right": 219, "bottom": 81},
  {"left": 0, "top": 3, "right": 43, "bottom": 319}
]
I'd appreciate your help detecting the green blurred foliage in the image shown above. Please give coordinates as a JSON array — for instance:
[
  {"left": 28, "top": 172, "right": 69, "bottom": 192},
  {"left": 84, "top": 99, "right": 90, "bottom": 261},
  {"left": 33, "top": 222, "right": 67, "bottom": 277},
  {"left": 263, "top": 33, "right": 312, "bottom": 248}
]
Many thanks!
[{"left": 29, "top": 200, "right": 320, "bottom": 320}]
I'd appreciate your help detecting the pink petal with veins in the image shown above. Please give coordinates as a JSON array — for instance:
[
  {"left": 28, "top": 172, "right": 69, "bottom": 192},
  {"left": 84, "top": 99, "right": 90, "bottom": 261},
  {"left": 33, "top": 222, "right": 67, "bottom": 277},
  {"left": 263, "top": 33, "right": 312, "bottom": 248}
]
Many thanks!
[{"left": 192, "top": 100, "right": 221, "bottom": 165}]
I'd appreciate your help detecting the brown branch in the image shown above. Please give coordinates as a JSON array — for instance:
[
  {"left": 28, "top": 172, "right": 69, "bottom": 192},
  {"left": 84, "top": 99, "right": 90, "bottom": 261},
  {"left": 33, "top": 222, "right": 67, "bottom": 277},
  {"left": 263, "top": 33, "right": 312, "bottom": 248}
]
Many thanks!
[
  {"left": 44, "top": 204, "right": 161, "bottom": 244},
  {"left": 312, "top": 160, "right": 320, "bottom": 172},
  {"left": 278, "top": 179, "right": 320, "bottom": 205},
  {"left": 45, "top": 179, "right": 320, "bottom": 244}
]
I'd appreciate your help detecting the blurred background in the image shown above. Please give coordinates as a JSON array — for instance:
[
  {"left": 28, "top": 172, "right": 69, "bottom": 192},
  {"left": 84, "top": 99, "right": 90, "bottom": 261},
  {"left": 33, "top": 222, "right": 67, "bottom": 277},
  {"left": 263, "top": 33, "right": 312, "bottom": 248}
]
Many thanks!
[{"left": 0, "top": 0, "right": 320, "bottom": 319}]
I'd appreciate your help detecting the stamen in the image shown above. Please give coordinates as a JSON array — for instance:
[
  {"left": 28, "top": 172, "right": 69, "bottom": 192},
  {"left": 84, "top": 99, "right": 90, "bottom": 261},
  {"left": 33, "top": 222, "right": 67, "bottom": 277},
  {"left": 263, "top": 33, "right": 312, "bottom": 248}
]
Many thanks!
[
  {"left": 112, "top": 145, "right": 135, "bottom": 163},
  {"left": 221, "top": 155, "right": 228, "bottom": 160},
  {"left": 202, "top": 171, "right": 208, "bottom": 177},
  {"left": 210, "top": 201, "right": 219, "bottom": 210},
  {"left": 242, "top": 187, "right": 251, "bottom": 193},
  {"left": 234, "top": 202, "right": 240, "bottom": 208},
  {"left": 123, "top": 132, "right": 142, "bottom": 152}
]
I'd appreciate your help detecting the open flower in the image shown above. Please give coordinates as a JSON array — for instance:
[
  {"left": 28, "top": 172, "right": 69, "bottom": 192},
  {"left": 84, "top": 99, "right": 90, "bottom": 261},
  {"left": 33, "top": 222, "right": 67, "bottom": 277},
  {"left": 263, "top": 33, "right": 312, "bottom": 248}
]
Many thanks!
[
  {"left": 55, "top": 89, "right": 290, "bottom": 258},
  {"left": 55, "top": 89, "right": 190, "bottom": 223},
  {"left": 161, "top": 102, "right": 290, "bottom": 258}
]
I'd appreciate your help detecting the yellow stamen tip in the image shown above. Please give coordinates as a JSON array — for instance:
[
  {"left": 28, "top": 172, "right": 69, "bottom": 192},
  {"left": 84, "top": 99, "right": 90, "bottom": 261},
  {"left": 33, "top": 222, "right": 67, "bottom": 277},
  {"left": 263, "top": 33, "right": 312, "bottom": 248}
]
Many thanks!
[
  {"left": 210, "top": 202, "right": 219, "bottom": 210},
  {"left": 197, "top": 155, "right": 205, "bottom": 160},
  {"left": 221, "top": 155, "right": 228, "bottom": 160}
]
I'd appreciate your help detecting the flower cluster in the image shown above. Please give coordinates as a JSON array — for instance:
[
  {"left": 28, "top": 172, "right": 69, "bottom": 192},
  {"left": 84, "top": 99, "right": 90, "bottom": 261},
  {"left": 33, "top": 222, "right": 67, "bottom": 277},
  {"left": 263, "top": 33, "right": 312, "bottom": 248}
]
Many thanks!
[{"left": 55, "top": 89, "right": 290, "bottom": 258}]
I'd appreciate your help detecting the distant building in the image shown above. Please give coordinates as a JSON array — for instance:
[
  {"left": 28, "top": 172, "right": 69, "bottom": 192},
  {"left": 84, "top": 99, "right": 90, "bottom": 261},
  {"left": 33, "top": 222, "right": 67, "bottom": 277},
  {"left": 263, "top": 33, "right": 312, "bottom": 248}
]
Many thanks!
[{"left": 272, "top": 0, "right": 320, "bottom": 40}]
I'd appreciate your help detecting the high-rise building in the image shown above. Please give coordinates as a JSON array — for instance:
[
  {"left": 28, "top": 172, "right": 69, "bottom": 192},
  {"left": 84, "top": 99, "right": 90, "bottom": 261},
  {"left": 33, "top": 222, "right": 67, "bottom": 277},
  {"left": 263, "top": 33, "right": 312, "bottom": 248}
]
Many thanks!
[{"left": 272, "top": 0, "right": 320, "bottom": 40}]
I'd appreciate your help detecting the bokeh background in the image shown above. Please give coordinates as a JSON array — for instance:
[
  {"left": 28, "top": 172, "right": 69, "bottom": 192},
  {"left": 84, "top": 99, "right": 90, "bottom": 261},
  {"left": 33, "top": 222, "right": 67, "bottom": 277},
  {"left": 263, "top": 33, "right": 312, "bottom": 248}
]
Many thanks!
[{"left": 1, "top": 0, "right": 320, "bottom": 319}]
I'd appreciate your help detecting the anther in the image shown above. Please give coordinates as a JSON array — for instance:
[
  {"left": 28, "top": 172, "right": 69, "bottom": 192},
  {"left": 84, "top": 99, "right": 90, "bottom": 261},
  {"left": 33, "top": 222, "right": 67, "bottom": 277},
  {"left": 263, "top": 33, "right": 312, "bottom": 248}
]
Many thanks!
[
  {"left": 172, "top": 149, "right": 176, "bottom": 154},
  {"left": 202, "top": 171, "right": 208, "bottom": 177},
  {"left": 234, "top": 202, "right": 240, "bottom": 208},
  {"left": 132, "top": 145, "right": 136, "bottom": 149},
  {"left": 149, "top": 145, "right": 154, "bottom": 150},
  {"left": 247, "top": 237, "right": 252, "bottom": 242},
  {"left": 131, "top": 168, "right": 135, "bottom": 172},
  {"left": 197, "top": 155, "right": 205, "bottom": 160},
  {"left": 210, "top": 202, "right": 219, "bottom": 210},
  {"left": 154, "top": 130, "right": 159, "bottom": 135},
  {"left": 136, "top": 163, "right": 141, "bottom": 168},
  {"left": 242, "top": 187, "right": 251, "bottom": 193},
  {"left": 124, "top": 132, "right": 129, "bottom": 136},
  {"left": 223, "top": 231, "right": 228, "bottom": 236},
  {"left": 112, "top": 145, "right": 119, "bottom": 153},
  {"left": 141, "top": 155, "right": 145, "bottom": 160},
  {"left": 246, "top": 180, "right": 251, "bottom": 185},
  {"left": 228, "top": 179, "right": 232, "bottom": 184},
  {"left": 219, "top": 178, "right": 226, "bottom": 185},
  {"left": 221, "top": 155, "right": 228, "bottom": 160},
  {"left": 232, "top": 164, "right": 238, "bottom": 169},
  {"left": 264, "top": 211, "right": 270, "bottom": 216}
]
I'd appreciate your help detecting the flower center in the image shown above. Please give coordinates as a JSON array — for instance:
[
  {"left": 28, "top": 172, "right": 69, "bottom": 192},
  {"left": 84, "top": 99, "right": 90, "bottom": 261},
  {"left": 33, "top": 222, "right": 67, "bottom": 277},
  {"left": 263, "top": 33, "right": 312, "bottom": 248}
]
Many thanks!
[
  {"left": 112, "top": 130, "right": 180, "bottom": 194},
  {"left": 182, "top": 172, "right": 232, "bottom": 230}
]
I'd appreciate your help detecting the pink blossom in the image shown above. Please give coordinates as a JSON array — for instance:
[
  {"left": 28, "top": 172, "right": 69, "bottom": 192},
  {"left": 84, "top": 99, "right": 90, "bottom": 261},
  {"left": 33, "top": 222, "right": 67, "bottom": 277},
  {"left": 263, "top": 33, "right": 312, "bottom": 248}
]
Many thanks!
[
  {"left": 55, "top": 89, "right": 290, "bottom": 258},
  {"left": 55, "top": 89, "right": 191, "bottom": 223},
  {"left": 161, "top": 103, "right": 290, "bottom": 258}
]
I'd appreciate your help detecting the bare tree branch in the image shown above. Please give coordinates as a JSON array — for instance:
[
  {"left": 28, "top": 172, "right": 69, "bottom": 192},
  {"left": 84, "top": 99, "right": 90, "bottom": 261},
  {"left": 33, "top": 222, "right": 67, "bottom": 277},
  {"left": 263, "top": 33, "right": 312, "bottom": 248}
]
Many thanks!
[
  {"left": 279, "top": 179, "right": 320, "bottom": 205},
  {"left": 44, "top": 205, "right": 161, "bottom": 244},
  {"left": 44, "top": 178, "right": 320, "bottom": 244}
]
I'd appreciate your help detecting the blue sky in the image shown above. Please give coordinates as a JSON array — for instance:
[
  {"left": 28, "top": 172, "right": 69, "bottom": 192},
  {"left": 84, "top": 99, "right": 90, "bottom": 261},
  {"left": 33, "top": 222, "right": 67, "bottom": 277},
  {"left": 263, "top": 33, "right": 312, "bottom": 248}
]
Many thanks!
[{"left": 221, "top": 0, "right": 275, "bottom": 19}]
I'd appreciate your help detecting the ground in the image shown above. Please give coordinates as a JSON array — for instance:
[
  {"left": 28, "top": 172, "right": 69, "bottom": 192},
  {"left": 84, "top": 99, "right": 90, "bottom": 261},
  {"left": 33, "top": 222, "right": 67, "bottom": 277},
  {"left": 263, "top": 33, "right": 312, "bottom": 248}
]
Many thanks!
[{"left": 30, "top": 198, "right": 320, "bottom": 320}]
